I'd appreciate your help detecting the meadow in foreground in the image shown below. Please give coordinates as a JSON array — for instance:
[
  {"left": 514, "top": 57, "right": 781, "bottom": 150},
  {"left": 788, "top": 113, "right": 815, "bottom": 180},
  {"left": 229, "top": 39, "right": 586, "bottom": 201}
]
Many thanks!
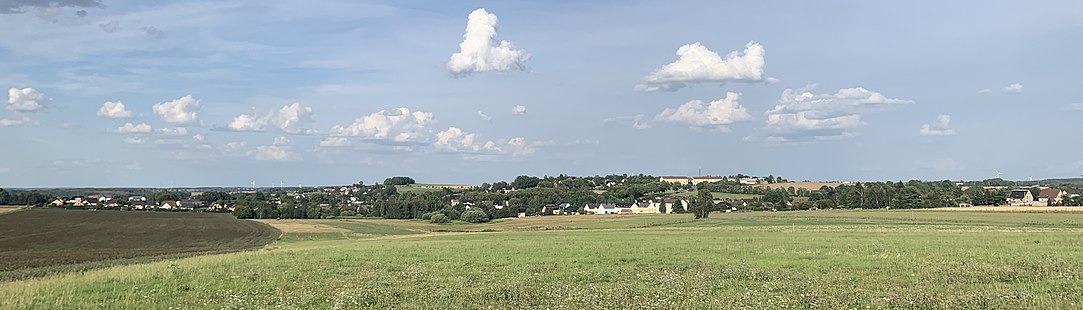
[{"left": 3, "top": 210, "right": 1083, "bottom": 309}]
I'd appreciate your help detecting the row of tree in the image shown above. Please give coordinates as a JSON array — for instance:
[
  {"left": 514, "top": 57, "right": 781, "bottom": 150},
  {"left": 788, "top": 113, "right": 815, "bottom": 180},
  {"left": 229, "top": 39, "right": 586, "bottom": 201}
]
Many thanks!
[{"left": 0, "top": 188, "right": 52, "bottom": 206}]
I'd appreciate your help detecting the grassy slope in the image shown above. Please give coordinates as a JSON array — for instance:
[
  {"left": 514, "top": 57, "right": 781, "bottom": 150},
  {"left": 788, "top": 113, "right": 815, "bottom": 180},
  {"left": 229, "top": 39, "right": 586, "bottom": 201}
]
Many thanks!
[{"left": 4, "top": 211, "right": 1083, "bottom": 308}]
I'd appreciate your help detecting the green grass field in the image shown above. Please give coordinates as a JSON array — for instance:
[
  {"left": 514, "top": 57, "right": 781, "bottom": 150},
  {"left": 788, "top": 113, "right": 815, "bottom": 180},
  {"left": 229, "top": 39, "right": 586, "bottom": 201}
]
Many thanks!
[{"left": 4, "top": 210, "right": 1083, "bottom": 309}]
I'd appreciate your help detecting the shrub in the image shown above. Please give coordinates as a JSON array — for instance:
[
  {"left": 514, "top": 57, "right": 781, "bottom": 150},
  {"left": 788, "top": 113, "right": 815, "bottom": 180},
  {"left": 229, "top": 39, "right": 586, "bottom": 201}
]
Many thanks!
[
  {"left": 340, "top": 210, "right": 357, "bottom": 217},
  {"left": 430, "top": 214, "right": 449, "bottom": 224},
  {"left": 460, "top": 209, "right": 490, "bottom": 223},
  {"left": 444, "top": 209, "right": 461, "bottom": 220},
  {"left": 420, "top": 212, "right": 434, "bottom": 220}
]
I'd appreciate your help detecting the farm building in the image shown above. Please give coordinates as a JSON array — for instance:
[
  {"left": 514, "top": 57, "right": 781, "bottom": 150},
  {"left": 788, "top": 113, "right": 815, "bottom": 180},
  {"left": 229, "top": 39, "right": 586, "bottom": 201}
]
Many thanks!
[
  {"left": 739, "top": 177, "right": 764, "bottom": 185},
  {"left": 631, "top": 202, "right": 657, "bottom": 214},
  {"left": 541, "top": 203, "right": 579, "bottom": 215},
  {"left": 1007, "top": 190, "right": 1033, "bottom": 206},
  {"left": 1037, "top": 189, "right": 1067, "bottom": 205},
  {"left": 691, "top": 176, "right": 725, "bottom": 185},
  {"left": 583, "top": 203, "right": 619, "bottom": 214},
  {"left": 659, "top": 176, "right": 692, "bottom": 184}
]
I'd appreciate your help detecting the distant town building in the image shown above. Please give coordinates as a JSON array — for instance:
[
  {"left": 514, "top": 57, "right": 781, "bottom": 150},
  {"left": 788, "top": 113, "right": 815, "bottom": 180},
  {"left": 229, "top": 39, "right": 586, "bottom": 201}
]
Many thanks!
[
  {"left": 1037, "top": 189, "right": 1067, "bottom": 205},
  {"left": 691, "top": 176, "right": 725, "bottom": 185},
  {"left": 1007, "top": 190, "right": 1033, "bottom": 206},
  {"left": 659, "top": 176, "right": 692, "bottom": 184}
]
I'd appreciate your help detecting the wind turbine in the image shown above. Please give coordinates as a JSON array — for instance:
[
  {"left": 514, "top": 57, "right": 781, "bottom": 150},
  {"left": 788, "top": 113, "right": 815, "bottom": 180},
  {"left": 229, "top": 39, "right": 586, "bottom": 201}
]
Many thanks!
[
  {"left": 994, "top": 170, "right": 1004, "bottom": 179},
  {"left": 250, "top": 181, "right": 256, "bottom": 189}
]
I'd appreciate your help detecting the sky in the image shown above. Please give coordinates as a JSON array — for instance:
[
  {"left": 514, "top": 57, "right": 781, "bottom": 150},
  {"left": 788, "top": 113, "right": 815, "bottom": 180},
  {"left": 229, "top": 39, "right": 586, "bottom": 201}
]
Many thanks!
[{"left": 1, "top": 0, "right": 1081, "bottom": 187}]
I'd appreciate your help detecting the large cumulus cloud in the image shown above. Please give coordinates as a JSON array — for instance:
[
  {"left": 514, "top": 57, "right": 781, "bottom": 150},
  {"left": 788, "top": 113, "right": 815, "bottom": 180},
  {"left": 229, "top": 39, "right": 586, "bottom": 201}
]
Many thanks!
[
  {"left": 446, "top": 8, "right": 530, "bottom": 76},
  {"left": 636, "top": 41, "right": 766, "bottom": 92}
]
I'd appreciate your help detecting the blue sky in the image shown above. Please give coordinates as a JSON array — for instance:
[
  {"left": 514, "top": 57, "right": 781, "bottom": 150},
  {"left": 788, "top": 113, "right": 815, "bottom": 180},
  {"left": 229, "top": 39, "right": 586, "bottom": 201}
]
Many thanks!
[{"left": 1, "top": 0, "right": 1081, "bottom": 187}]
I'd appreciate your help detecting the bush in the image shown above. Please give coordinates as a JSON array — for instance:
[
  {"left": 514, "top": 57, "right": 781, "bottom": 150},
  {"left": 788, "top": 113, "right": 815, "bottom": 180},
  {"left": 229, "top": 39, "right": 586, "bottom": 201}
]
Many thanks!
[
  {"left": 444, "top": 209, "right": 461, "bottom": 220},
  {"left": 460, "top": 209, "right": 490, "bottom": 223},
  {"left": 420, "top": 212, "right": 434, "bottom": 220},
  {"left": 430, "top": 214, "right": 449, "bottom": 224},
  {"left": 340, "top": 210, "right": 357, "bottom": 217}
]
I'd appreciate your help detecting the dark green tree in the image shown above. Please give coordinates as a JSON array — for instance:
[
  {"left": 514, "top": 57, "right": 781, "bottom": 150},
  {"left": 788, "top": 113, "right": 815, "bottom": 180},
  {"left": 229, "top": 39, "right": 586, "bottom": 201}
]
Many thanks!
[
  {"left": 383, "top": 176, "right": 416, "bottom": 186},
  {"left": 461, "top": 209, "right": 490, "bottom": 223},
  {"left": 693, "top": 189, "right": 713, "bottom": 219},
  {"left": 512, "top": 175, "right": 541, "bottom": 189}
]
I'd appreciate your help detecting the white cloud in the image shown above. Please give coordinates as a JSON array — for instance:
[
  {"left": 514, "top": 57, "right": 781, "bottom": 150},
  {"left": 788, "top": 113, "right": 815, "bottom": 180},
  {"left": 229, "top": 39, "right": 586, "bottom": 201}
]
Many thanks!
[
  {"left": 434, "top": 127, "right": 534, "bottom": 157},
  {"left": 919, "top": 114, "right": 956, "bottom": 136},
  {"left": 477, "top": 110, "right": 492, "bottom": 121},
  {"left": 192, "top": 134, "right": 205, "bottom": 141},
  {"left": 221, "top": 141, "right": 247, "bottom": 153},
  {"left": 636, "top": 41, "right": 766, "bottom": 92},
  {"left": 250, "top": 136, "right": 298, "bottom": 161},
  {"left": 227, "top": 113, "right": 265, "bottom": 131},
  {"left": 226, "top": 103, "right": 314, "bottom": 134},
  {"left": 273, "top": 136, "right": 292, "bottom": 146},
  {"left": 271, "top": 103, "right": 314, "bottom": 134},
  {"left": 1004, "top": 83, "right": 1024, "bottom": 93},
  {"left": 1064, "top": 102, "right": 1083, "bottom": 111},
  {"left": 7, "top": 87, "right": 51, "bottom": 112},
  {"left": 99, "top": 20, "right": 119, "bottom": 33},
  {"left": 123, "top": 136, "right": 148, "bottom": 144},
  {"left": 446, "top": 8, "right": 530, "bottom": 76},
  {"left": 767, "top": 113, "right": 862, "bottom": 132},
  {"left": 655, "top": 92, "right": 752, "bottom": 131},
  {"left": 152, "top": 95, "right": 200, "bottom": 125},
  {"left": 602, "top": 115, "right": 649, "bottom": 129},
  {"left": 158, "top": 127, "right": 188, "bottom": 136},
  {"left": 504, "top": 137, "right": 534, "bottom": 156},
  {"left": 318, "top": 137, "right": 350, "bottom": 147},
  {"left": 764, "top": 86, "right": 912, "bottom": 140},
  {"left": 0, "top": 117, "right": 30, "bottom": 127},
  {"left": 96, "top": 101, "right": 132, "bottom": 118},
  {"left": 143, "top": 26, "right": 165, "bottom": 39},
  {"left": 1, "top": 0, "right": 103, "bottom": 14},
  {"left": 330, "top": 107, "right": 434, "bottom": 142},
  {"left": 435, "top": 127, "right": 489, "bottom": 152},
  {"left": 977, "top": 89, "right": 992, "bottom": 94},
  {"left": 116, "top": 122, "right": 152, "bottom": 134},
  {"left": 511, "top": 105, "right": 527, "bottom": 116}
]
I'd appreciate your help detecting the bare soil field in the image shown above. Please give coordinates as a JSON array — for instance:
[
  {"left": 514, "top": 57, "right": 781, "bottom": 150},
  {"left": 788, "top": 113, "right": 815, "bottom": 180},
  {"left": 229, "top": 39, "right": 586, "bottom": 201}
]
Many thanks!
[
  {"left": 256, "top": 219, "right": 350, "bottom": 233},
  {"left": 752, "top": 182, "right": 844, "bottom": 190},
  {"left": 0, "top": 208, "right": 278, "bottom": 273},
  {"left": 0, "top": 206, "right": 25, "bottom": 214}
]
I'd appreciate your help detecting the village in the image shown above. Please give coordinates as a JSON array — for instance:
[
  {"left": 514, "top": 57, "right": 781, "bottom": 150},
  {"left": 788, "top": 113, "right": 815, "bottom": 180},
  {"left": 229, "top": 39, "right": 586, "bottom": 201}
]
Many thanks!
[{"left": 35, "top": 174, "right": 1083, "bottom": 217}]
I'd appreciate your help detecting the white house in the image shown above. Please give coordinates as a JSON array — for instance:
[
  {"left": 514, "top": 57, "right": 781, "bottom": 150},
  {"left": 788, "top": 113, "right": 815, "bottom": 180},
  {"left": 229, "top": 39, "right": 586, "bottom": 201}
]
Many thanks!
[
  {"left": 584, "top": 203, "right": 620, "bottom": 215},
  {"left": 1007, "top": 190, "right": 1033, "bottom": 206},
  {"left": 648, "top": 199, "right": 688, "bottom": 214}
]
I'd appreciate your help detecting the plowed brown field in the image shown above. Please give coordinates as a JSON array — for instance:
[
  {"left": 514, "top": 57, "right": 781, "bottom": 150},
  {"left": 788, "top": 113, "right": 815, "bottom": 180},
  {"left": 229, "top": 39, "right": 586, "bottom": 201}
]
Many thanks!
[{"left": 0, "top": 209, "right": 277, "bottom": 272}]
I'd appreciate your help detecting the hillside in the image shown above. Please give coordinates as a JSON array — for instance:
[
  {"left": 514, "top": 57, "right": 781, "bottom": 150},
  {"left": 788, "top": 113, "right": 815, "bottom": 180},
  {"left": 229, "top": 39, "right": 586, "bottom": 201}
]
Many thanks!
[{"left": 0, "top": 209, "right": 277, "bottom": 279}]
